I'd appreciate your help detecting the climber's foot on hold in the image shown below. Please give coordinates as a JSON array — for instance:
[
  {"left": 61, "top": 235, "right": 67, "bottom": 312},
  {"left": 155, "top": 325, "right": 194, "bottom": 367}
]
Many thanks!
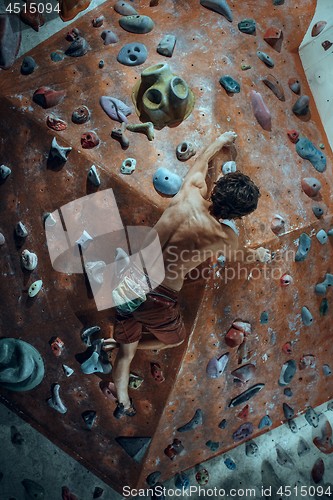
[
  {"left": 102, "top": 338, "right": 119, "bottom": 351},
  {"left": 113, "top": 399, "right": 136, "bottom": 419}
]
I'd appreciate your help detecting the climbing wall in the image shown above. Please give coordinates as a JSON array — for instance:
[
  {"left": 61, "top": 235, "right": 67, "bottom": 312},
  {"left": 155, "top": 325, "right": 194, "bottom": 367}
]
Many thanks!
[{"left": 0, "top": 0, "right": 333, "bottom": 494}]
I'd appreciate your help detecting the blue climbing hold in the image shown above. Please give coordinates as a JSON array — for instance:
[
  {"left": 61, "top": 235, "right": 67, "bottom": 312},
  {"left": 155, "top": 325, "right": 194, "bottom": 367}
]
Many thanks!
[
  {"left": 258, "top": 415, "right": 272, "bottom": 429},
  {"left": 296, "top": 137, "right": 326, "bottom": 173},
  {"left": 316, "top": 229, "right": 328, "bottom": 244},
  {"left": 224, "top": 457, "right": 236, "bottom": 470},
  {"left": 153, "top": 167, "right": 182, "bottom": 195},
  {"left": 301, "top": 306, "right": 313, "bottom": 326},
  {"left": 219, "top": 75, "right": 240, "bottom": 93},
  {"left": 260, "top": 311, "right": 269, "bottom": 324},
  {"left": 174, "top": 472, "right": 190, "bottom": 490},
  {"left": 295, "top": 233, "right": 311, "bottom": 262},
  {"left": 315, "top": 273, "right": 333, "bottom": 295}
]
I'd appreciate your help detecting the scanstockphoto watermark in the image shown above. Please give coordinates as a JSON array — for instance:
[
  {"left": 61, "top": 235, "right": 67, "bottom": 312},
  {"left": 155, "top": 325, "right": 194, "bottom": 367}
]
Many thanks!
[{"left": 122, "top": 485, "right": 256, "bottom": 497}]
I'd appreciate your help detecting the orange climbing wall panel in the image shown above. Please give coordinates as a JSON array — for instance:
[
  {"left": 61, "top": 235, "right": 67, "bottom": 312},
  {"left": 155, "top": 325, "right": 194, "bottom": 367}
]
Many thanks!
[{"left": 0, "top": 0, "right": 333, "bottom": 493}]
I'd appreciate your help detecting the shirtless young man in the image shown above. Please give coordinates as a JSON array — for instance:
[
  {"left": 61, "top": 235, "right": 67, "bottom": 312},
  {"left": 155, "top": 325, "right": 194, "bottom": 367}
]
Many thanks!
[{"left": 106, "top": 131, "right": 269, "bottom": 418}]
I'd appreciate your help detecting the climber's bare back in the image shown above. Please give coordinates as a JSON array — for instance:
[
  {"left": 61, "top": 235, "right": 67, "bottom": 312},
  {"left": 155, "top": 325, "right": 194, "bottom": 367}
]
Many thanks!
[{"left": 154, "top": 180, "right": 238, "bottom": 291}]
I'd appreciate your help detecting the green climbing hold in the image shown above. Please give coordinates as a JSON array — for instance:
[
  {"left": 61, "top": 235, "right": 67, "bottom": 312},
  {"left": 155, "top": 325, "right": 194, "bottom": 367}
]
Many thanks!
[
  {"left": 219, "top": 75, "right": 240, "bottom": 93},
  {"left": 241, "top": 64, "right": 251, "bottom": 70}
]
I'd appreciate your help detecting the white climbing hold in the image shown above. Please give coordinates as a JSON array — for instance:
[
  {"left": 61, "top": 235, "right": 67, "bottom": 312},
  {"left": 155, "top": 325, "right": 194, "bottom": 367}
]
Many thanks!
[{"left": 47, "top": 383, "right": 67, "bottom": 414}]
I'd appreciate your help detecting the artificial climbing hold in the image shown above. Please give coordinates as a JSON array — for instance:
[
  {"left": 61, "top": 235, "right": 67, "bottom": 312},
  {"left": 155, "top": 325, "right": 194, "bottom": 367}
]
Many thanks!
[
  {"left": 20, "top": 1, "right": 44, "bottom": 31},
  {"left": 284, "top": 388, "right": 292, "bottom": 397},
  {"left": 65, "top": 36, "right": 90, "bottom": 57},
  {"left": 100, "top": 381, "right": 117, "bottom": 401},
  {"left": 157, "top": 34, "right": 176, "bottom": 57},
  {"left": 15, "top": 221, "right": 28, "bottom": 238},
  {"left": 92, "top": 15, "right": 104, "bottom": 27},
  {"left": 296, "top": 137, "right": 326, "bottom": 173},
  {"left": 0, "top": 14, "right": 21, "bottom": 70},
  {"left": 146, "top": 471, "right": 161, "bottom": 487},
  {"left": 50, "top": 337, "right": 64, "bottom": 357},
  {"left": 101, "top": 30, "right": 119, "bottom": 45},
  {"left": 164, "top": 438, "right": 184, "bottom": 459},
  {"left": 119, "top": 15, "right": 154, "bottom": 34},
  {"left": 305, "top": 407, "right": 319, "bottom": 428},
  {"left": 263, "top": 27, "right": 283, "bottom": 52},
  {"left": 312, "top": 21, "right": 327, "bottom": 37},
  {"left": 174, "top": 472, "right": 189, "bottom": 490},
  {"left": 222, "top": 161, "right": 236, "bottom": 174},
  {"left": 287, "top": 129, "right": 299, "bottom": 143},
  {"left": 28, "top": 280, "right": 43, "bottom": 298},
  {"left": 288, "top": 77, "right": 301, "bottom": 94},
  {"left": 231, "top": 363, "right": 256, "bottom": 383},
  {"left": 228, "top": 384, "right": 265, "bottom": 407},
  {"left": 195, "top": 466, "right": 209, "bottom": 485},
  {"left": 153, "top": 167, "right": 182, "bottom": 196},
  {"left": 82, "top": 410, "right": 97, "bottom": 429},
  {"left": 297, "top": 437, "right": 310, "bottom": 456},
  {"left": 50, "top": 50, "right": 65, "bottom": 62},
  {"left": 49, "top": 137, "right": 72, "bottom": 162},
  {"left": 46, "top": 115, "right": 67, "bottom": 131},
  {"left": 218, "top": 419, "right": 227, "bottom": 429},
  {"left": 115, "top": 436, "right": 151, "bottom": 463},
  {"left": 100, "top": 96, "right": 131, "bottom": 123},
  {"left": 283, "top": 403, "right": 294, "bottom": 420},
  {"left": 47, "top": 384, "right": 67, "bottom": 414},
  {"left": 275, "top": 444, "right": 294, "bottom": 468},
  {"left": 299, "top": 355, "right": 315, "bottom": 370},
  {"left": 129, "top": 373, "right": 144, "bottom": 389},
  {"left": 219, "top": 75, "right": 240, "bottom": 94},
  {"left": 62, "top": 364, "right": 74, "bottom": 377},
  {"left": 111, "top": 122, "right": 130, "bottom": 149},
  {"left": 225, "top": 327, "right": 244, "bottom": 348},
  {"left": 323, "top": 365, "right": 332, "bottom": 376},
  {"left": 238, "top": 19, "right": 256, "bottom": 35},
  {"left": 72, "top": 105, "right": 90, "bottom": 124},
  {"left": 233, "top": 422, "right": 253, "bottom": 442},
  {"left": 22, "top": 479, "right": 45, "bottom": 499},
  {"left": 176, "top": 141, "right": 196, "bottom": 161},
  {"left": 114, "top": 1, "right": 138, "bottom": 15},
  {"left": 121, "top": 158, "right": 136, "bottom": 174},
  {"left": 80, "top": 340, "right": 112, "bottom": 375},
  {"left": 206, "top": 352, "right": 229, "bottom": 378},
  {"left": 280, "top": 274, "right": 292, "bottom": 286},
  {"left": 206, "top": 440, "right": 219, "bottom": 451},
  {"left": 200, "top": 0, "right": 233, "bottom": 22},
  {"left": 0, "top": 164, "right": 11, "bottom": 179},
  {"left": 177, "top": 409, "right": 203, "bottom": 432},
  {"left": 237, "top": 404, "right": 249, "bottom": 419},
  {"left": 322, "top": 40, "right": 332, "bottom": 51},
  {"left": 21, "top": 249, "right": 38, "bottom": 271},
  {"left": 126, "top": 122, "right": 155, "bottom": 141},
  {"left": 81, "top": 326, "right": 101, "bottom": 346},
  {"left": 0, "top": 233, "right": 5, "bottom": 246},
  {"left": 316, "top": 229, "right": 328, "bottom": 244},
  {"left": 250, "top": 90, "right": 271, "bottom": 131},
  {"left": 224, "top": 457, "right": 236, "bottom": 469},
  {"left": 258, "top": 415, "right": 272, "bottom": 429},
  {"left": 288, "top": 418, "right": 298, "bottom": 433},
  {"left": 81, "top": 131, "right": 100, "bottom": 149},
  {"left": 151, "top": 362, "right": 165, "bottom": 382},
  {"left": 257, "top": 51, "right": 274, "bottom": 67},
  {"left": 320, "top": 299, "right": 329, "bottom": 317},
  {"left": 260, "top": 311, "right": 269, "bottom": 324},
  {"left": 117, "top": 42, "right": 148, "bottom": 66},
  {"left": 301, "top": 306, "right": 313, "bottom": 326},
  {"left": 278, "top": 360, "right": 296, "bottom": 386},
  {"left": 88, "top": 165, "right": 101, "bottom": 187},
  {"left": 271, "top": 214, "right": 285, "bottom": 235},
  {"left": 295, "top": 233, "right": 311, "bottom": 261},
  {"left": 292, "top": 95, "right": 310, "bottom": 116},
  {"left": 311, "top": 458, "right": 325, "bottom": 484},
  {"left": 313, "top": 419, "right": 333, "bottom": 454},
  {"left": 262, "top": 75, "right": 285, "bottom": 101},
  {"left": 33, "top": 86, "right": 65, "bottom": 109},
  {"left": 21, "top": 56, "right": 36, "bottom": 75},
  {"left": 99, "top": 60, "right": 104, "bottom": 68},
  {"left": 312, "top": 205, "right": 325, "bottom": 218},
  {"left": 245, "top": 440, "right": 258, "bottom": 456},
  {"left": 85, "top": 261, "right": 106, "bottom": 284}
]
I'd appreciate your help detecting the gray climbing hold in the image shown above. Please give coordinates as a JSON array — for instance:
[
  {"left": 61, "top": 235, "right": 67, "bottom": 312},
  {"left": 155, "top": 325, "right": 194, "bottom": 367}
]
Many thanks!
[
  {"left": 176, "top": 141, "right": 196, "bottom": 161},
  {"left": 153, "top": 167, "right": 182, "bottom": 196},
  {"left": 72, "top": 105, "right": 90, "bottom": 124},
  {"left": 238, "top": 19, "right": 256, "bottom": 35},
  {"left": 278, "top": 360, "right": 296, "bottom": 386},
  {"left": 200, "top": 0, "right": 233, "bottom": 22},
  {"left": 50, "top": 137, "right": 72, "bottom": 162},
  {"left": 62, "top": 364, "right": 74, "bottom": 377},
  {"left": 50, "top": 50, "right": 65, "bottom": 62},
  {"left": 276, "top": 444, "right": 294, "bottom": 469},
  {"left": 218, "top": 418, "right": 227, "bottom": 429},
  {"left": 228, "top": 383, "right": 265, "bottom": 407},
  {"left": 297, "top": 437, "right": 310, "bottom": 456},
  {"left": 146, "top": 471, "right": 161, "bottom": 487},
  {"left": 117, "top": 42, "right": 148, "bottom": 66},
  {"left": 258, "top": 415, "right": 272, "bottom": 429},
  {"left": 222, "top": 161, "right": 236, "bottom": 174},
  {"left": 80, "top": 340, "right": 112, "bottom": 375},
  {"left": 100, "top": 96, "right": 131, "bottom": 123},
  {"left": 206, "top": 352, "right": 229, "bottom": 378},
  {"left": 0, "top": 164, "right": 11, "bottom": 179},
  {"left": 22, "top": 479, "right": 45, "bottom": 499},
  {"left": 88, "top": 165, "right": 101, "bottom": 187},
  {"left": 47, "top": 384, "right": 67, "bottom": 414},
  {"left": 0, "top": 338, "right": 45, "bottom": 391},
  {"left": 260, "top": 311, "right": 269, "bottom": 324},
  {"left": 114, "top": 0, "right": 138, "bottom": 15},
  {"left": 115, "top": 436, "right": 151, "bottom": 463},
  {"left": 284, "top": 387, "right": 293, "bottom": 397},
  {"left": 323, "top": 364, "right": 332, "bottom": 376},
  {"left": 21, "top": 249, "right": 38, "bottom": 271},
  {"left": 15, "top": 221, "right": 28, "bottom": 238},
  {"left": 121, "top": 158, "right": 136, "bottom": 174},
  {"left": 296, "top": 137, "right": 326, "bottom": 173},
  {"left": 21, "top": 56, "right": 36, "bottom": 75},
  {"left": 301, "top": 177, "right": 322, "bottom": 197},
  {"left": 288, "top": 418, "right": 298, "bottom": 433},
  {"left": 316, "top": 229, "right": 328, "bottom": 244},
  {"left": 301, "top": 306, "right": 313, "bottom": 326},
  {"left": 81, "top": 326, "right": 101, "bottom": 346},
  {"left": 292, "top": 95, "right": 310, "bottom": 116},
  {"left": 312, "top": 205, "right": 324, "bottom": 218},
  {"left": 101, "top": 30, "right": 119, "bottom": 45},
  {"left": 82, "top": 410, "right": 97, "bottom": 429},
  {"left": 305, "top": 407, "right": 319, "bottom": 428},
  {"left": 28, "top": 280, "right": 43, "bottom": 298},
  {"left": 233, "top": 422, "right": 253, "bottom": 442},
  {"left": 257, "top": 51, "right": 274, "bottom": 67},
  {"left": 283, "top": 403, "right": 294, "bottom": 419},
  {"left": 0, "top": 233, "right": 5, "bottom": 245},
  {"left": 177, "top": 409, "right": 203, "bottom": 432},
  {"left": 119, "top": 15, "right": 154, "bottom": 34},
  {"left": 157, "top": 34, "right": 176, "bottom": 58},
  {"left": 76, "top": 230, "right": 93, "bottom": 250},
  {"left": 245, "top": 440, "right": 258, "bottom": 456},
  {"left": 295, "top": 233, "right": 311, "bottom": 262},
  {"left": 65, "top": 36, "right": 90, "bottom": 57},
  {"left": 219, "top": 75, "right": 240, "bottom": 93}
]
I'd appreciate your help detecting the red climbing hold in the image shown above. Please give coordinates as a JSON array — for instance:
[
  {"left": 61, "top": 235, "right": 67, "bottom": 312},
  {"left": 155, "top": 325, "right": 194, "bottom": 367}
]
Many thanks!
[
  {"left": 81, "top": 131, "right": 100, "bottom": 149},
  {"left": 237, "top": 404, "right": 249, "bottom": 419},
  {"left": 100, "top": 381, "right": 117, "bottom": 401},
  {"left": 50, "top": 337, "right": 64, "bottom": 357},
  {"left": 301, "top": 177, "right": 322, "bottom": 198},
  {"left": 33, "top": 87, "right": 66, "bottom": 109},
  {"left": 311, "top": 458, "right": 325, "bottom": 483},
  {"left": 251, "top": 90, "right": 272, "bottom": 131},
  {"left": 225, "top": 328, "right": 244, "bottom": 348},
  {"left": 312, "top": 21, "right": 326, "bottom": 37},
  {"left": 313, "top": 420, "right": 333, "bottom": 454},
  {"left": 280, "top": 274, "right": 292, "bottom": 286},
  {"left": 282, "top": 342, "right": 292, "bottom": 354},
  {"left": 271, "top": 215, "right": 285, "bottom": 235},
  {"left": 287, "top": 129, "right": 299, "bottom": 143},
  {"left": 20, "top": 0, "right": 45, "bottom": 31},
  {"left": 151, "top": 363, "right": 165, "bottom": 383},
  {"left": 263, "top": 27, "right": 283, "bottom": 52}
]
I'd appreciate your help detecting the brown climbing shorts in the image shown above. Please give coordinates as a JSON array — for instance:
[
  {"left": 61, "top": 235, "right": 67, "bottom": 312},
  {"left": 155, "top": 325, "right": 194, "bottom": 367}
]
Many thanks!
[{"left": 114, "top": 284, "right": 186, "bottom": 345}]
